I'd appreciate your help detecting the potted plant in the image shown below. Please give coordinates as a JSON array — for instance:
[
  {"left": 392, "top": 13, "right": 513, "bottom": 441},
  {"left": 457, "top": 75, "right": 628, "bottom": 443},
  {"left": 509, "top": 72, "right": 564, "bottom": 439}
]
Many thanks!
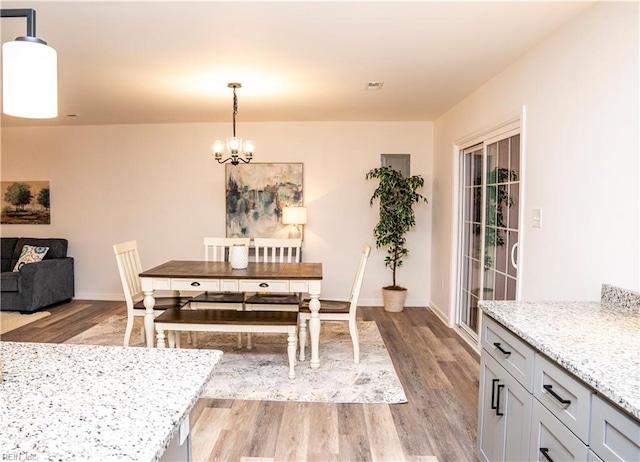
[{"left": 366, "top": 166, "right": 428, "bottom": 312}]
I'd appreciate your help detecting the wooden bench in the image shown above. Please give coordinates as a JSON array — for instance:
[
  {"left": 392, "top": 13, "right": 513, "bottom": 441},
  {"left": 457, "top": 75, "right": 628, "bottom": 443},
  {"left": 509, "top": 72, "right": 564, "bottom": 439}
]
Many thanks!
[{"left": 154, "top": 308, "right": 298, "bottom": 379}]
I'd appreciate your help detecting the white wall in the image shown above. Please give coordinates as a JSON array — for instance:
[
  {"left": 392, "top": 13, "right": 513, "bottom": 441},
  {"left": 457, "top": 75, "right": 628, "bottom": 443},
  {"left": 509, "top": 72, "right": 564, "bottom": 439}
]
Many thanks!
[
  {"left": 1, "top": 121, "right": 433, "bottom": 305},
  {"left": 430, "top": 2, "right": 639, "bottom": 325}
]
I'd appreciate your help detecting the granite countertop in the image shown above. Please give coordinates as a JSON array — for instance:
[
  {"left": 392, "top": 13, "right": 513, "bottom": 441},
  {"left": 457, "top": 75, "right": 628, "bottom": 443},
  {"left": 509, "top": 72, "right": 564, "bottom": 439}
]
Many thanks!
[
  {"left": 0, "top": 342, "right": 223, "bottom": 461},
  {"left": 479, "top": 285, "right": 640, "bottom": 420}
]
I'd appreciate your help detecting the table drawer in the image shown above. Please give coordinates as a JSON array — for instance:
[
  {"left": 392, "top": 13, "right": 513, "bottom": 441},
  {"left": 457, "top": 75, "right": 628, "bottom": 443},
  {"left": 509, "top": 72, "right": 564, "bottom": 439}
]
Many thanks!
[
  {"left": 171, "top": 279, "right": 221, "bottom": 291},
  {"left": 481, "top": 314, "right": 535, "bottom": 392},
  {"left": 534, "top": 353, "right": 592, "bottom": 443},
  {"left": 239, "top": 280, "right": 290, "bottom": 292}
]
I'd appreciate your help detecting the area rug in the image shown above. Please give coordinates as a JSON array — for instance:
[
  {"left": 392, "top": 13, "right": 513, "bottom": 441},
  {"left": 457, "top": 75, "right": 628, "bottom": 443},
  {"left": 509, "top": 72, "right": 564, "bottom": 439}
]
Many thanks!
[
  {"left": 65, "top": 314, "right": 407, "bottom": 404},
  {"left": 0, "top": 310, "right": 51, "bottom": 334}
]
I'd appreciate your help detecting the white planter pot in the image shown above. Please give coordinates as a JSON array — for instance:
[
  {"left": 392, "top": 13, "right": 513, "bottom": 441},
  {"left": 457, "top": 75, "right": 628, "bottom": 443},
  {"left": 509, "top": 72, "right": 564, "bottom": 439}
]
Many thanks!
[{"left": 382, "top": 287, "right": 407, "bottom": 312}]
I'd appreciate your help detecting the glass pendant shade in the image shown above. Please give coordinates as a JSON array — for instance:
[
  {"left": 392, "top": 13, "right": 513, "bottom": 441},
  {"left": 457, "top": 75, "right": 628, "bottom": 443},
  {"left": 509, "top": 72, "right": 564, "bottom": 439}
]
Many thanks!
[{"left": 2, "top": 38, "right": 58, "bottom": 118}]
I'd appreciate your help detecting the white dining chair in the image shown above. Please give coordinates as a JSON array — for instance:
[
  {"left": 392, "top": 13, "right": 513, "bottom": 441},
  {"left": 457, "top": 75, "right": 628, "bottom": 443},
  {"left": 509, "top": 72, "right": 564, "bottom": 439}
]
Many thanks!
[
  {"left": 189, "top": 237, "right": 251, "bottom": 347},
  {"left": 298, "top": 243, "right": 371, "bottom": 364},
  {"left": 244, "top": 237, "right": 303, "bottom": 312},
  {"left": 113, "top": 240, "right": 190, "bottom": 347}
]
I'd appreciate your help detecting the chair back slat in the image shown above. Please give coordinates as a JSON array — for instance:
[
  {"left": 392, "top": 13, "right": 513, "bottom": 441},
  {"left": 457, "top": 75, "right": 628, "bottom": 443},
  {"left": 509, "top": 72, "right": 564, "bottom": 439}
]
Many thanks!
[
  {"left": 347, "top": 243, "right": 372, "bottom": 318},
  {"left": 113, "top": 240, "right": 143, "bottom": 307},
  {"left": 203, "top": 237, "right": 251, "bottom": 262},
  {"left": 253, "top": 238, "right": 302, "bottom": 263}
]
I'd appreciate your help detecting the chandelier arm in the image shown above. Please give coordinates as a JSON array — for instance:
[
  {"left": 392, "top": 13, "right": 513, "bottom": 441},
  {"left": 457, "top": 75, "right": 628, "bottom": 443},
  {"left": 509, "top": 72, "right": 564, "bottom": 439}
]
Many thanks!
[{"left": 215, "top": 156, "right": 238, "bottom": 165}]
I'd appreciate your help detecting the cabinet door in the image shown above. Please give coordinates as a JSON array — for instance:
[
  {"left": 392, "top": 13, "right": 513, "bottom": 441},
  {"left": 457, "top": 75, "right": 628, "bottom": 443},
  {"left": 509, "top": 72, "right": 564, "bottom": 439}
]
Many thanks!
[
  {"left": 478, "top": 352, "right": 532, "bottom": 462},
  {"left": 502, "top": 368, "right": 533, "bottom": 462},
  {"left": 479, "top": 354, "right": 505, "bottom": 462}
]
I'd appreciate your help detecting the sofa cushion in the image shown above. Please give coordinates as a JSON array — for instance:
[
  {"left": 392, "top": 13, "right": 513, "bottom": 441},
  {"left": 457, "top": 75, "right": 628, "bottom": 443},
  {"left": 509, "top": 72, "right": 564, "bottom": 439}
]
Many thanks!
[
  {"left": 13, "top": 245, "right": 49, "bottom": 272},
  {"left": 1, "top": 237, "right": 19, "bottom": 272},
  {"left": 11, "top": 238, "right": 67, "bottom": 267},
  {"left": 1, "top": 271, "right": 20, "bottom": 292}
]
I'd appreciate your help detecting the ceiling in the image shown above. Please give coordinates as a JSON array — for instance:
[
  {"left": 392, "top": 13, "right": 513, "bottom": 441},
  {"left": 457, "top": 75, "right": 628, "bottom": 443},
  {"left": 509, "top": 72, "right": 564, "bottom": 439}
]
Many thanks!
[{"left": 0, "top": 1, "right": 594, "bottom": 127}]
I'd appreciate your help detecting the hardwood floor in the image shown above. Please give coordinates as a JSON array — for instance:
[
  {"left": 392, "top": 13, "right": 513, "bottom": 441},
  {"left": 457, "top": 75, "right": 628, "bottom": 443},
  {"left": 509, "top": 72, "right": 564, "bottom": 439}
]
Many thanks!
[{"left": 2, "top": 300, "right": 480, "bottom": 462}]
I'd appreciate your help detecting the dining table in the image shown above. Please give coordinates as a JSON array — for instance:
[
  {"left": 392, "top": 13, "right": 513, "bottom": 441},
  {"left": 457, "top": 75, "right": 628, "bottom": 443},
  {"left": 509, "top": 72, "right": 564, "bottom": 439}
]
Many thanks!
[{"left": 139, "top": 260, "right": 323, "bottom": 369}]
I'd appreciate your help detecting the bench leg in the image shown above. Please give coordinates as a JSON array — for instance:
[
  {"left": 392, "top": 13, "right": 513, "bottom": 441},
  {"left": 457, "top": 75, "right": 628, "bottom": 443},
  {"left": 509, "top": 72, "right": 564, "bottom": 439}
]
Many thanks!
[
  {"left": 298, "top": 317, "right": 307, "bottom": 362},
  {"left": 287, "top": 326, "right": 297, "bottom": 379},
  {"left": 156, "top": 327, "right": 167, "bottom": 348}
]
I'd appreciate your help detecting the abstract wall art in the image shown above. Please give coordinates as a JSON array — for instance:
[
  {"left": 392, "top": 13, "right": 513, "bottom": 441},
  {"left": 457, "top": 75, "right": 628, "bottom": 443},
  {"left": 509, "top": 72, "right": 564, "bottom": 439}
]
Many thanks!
[{"left": 225, "top": 163, "right": 303, "bottom": 238}]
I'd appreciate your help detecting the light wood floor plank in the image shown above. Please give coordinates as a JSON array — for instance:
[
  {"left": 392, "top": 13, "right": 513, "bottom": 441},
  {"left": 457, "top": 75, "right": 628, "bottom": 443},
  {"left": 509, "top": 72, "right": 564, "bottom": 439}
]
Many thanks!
[
  {"left": 363, "top": 405, "right": 406, "bottom": 461},
  {"left": 191, "top": 407, "right": 230, "bottom": 461},
  {"left": 274, "top": 402, "right": 312, "bottom": 461}
]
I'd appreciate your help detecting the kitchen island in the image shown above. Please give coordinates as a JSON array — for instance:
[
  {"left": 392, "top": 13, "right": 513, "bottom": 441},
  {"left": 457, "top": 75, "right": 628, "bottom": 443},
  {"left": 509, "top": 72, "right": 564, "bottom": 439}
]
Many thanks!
[
  {"left": 0, "top": 342, "right": 222, "bottom": 461},
  {"left": 477, "top": 284, "right": 639, "bottom": 461}
]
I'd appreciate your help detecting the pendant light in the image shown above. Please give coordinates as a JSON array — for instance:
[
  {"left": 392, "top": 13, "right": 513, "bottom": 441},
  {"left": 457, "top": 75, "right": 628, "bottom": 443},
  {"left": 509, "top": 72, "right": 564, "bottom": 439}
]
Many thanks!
[
  {"left": 1, "top": 9, "right": 58, "bottom": 119},
  {"left": 212, "top": 83, "right": 253, "bottom": 165}
]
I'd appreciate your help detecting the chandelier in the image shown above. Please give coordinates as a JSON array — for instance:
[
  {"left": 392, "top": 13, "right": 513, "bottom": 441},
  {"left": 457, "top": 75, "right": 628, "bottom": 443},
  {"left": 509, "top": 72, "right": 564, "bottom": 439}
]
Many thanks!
[{"left": 212, "top": 83, "right": 253, "bottom": 165}]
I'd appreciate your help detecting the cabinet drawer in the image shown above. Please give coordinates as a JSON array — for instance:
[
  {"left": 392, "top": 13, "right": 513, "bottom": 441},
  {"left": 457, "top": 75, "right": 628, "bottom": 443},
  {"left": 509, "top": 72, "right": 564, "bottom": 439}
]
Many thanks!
[
  {"left": 534, "top": 353, "right": 592, "bottom": 443},
  {"left": 530, "top": 399, "right": 589, "bottom": 461},
  {"left": 590, "top": 394, "right": 640, "bottom": 462},
  {"left": 171, "top": 279, "right": 221, "bottom": 291},
  {"left": 239, "top": 280, "right": 290, "bottom": 292},
  {"left": 481, "top": 314, "right": 535, "bottom": 392}
]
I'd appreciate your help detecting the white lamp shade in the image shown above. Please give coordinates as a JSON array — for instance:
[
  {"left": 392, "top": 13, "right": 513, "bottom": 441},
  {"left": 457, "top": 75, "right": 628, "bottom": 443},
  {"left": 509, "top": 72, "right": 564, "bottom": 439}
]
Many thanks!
[
  {"left": 282, "top": 207, "right": 307, "bottom": 225},
  {"left": 2, "top": 39, "right": 58, "bottom": 119}
]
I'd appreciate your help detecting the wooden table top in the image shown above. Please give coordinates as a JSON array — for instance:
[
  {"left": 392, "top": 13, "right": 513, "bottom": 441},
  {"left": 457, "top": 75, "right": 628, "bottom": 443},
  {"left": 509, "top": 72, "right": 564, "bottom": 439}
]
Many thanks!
[{"left": 139, "top": 260, "right": 323, "bottom": 280}]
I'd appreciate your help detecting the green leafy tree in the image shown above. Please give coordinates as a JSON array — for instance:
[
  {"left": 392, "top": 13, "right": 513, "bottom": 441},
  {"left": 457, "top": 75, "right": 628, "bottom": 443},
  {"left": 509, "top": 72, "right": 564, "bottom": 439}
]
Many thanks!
[
  {"left": 366, "top": 166, "right": 428, "bottom": 289},
  {"left": 37, "top": 187, "right": 50, "bottom": 210},
  {"left": 4, "top": 182, "right": 33, "bottom": 212}
]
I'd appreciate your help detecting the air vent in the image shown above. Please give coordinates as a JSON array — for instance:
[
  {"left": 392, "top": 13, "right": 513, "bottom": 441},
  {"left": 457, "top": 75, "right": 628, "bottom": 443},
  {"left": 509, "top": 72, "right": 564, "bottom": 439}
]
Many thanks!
[{"left": 365, "top": 81, "right": 384, "bottom": 91}]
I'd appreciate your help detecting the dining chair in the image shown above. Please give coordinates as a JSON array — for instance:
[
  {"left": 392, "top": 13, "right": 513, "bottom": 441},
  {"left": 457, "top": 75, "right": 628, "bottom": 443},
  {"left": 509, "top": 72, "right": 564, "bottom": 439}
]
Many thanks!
[
  {"left": 298, "top": 242, "right": 371, "bottom": 364},
  {"left": 113, "top": 240, "right": 191, "bottom": 347},
  {"left": 244, "top": 237, "right": 303, "bottom": 312},
  {"left": 189, "top": 237, "right": 251, "bottom": 347}
]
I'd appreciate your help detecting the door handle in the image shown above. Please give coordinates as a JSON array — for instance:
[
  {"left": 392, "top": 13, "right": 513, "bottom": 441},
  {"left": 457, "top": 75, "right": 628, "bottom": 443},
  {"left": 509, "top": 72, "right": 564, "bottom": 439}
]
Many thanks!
[
  {"left": 495, "top": 384, "right": 504, "bottom": 416},
  {"left": 543, "top": 384, "right": 571, "bottom": 405},
  {"left": 510, "top": 242, "right": 518, "bottom": 269},
  {"left": 493, "top": 342, "right": 512, "bottom": 356},
  {"left": 539, "top": 448, "right": 554, "bottom": 462},
  {"left": 490, "top": 378, "right": 499, "bottom": 410}
]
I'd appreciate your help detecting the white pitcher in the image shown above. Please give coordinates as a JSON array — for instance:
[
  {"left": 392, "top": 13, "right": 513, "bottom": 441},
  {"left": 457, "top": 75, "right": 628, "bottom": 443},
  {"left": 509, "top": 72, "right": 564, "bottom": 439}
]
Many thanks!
[{"left": 230, "top": 244, "right": 249, "bottom": 269}]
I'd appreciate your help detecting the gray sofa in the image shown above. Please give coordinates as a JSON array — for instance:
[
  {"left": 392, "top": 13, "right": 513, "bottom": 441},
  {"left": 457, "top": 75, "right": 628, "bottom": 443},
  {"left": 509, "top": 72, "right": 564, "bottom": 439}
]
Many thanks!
[{"left": 1, "top": 237, "right": 74, "bottom": 313}]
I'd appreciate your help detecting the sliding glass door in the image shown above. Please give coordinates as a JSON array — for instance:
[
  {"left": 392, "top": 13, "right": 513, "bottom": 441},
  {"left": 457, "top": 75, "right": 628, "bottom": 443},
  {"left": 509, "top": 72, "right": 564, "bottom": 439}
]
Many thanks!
[{"left": 458, "top": 132, "right": 521, "bottom": 340}]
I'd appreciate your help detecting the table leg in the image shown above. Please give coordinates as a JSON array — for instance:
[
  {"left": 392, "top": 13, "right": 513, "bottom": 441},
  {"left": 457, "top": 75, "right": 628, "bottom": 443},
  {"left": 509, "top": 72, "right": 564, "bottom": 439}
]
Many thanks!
[
  {"left": 308, "top": 293, "right": 321, "bottom": 369},
  {"left": 287, "top": 326, "right": 297, "bottom": 379},
  {"left": 143, "top": 290, "right": 156, "bottom": 347}
]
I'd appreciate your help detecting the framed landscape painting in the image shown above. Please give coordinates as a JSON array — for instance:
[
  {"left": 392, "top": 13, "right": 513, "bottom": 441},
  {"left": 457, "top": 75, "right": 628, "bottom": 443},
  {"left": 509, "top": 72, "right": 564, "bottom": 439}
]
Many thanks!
[
  {"left": 1, "top": 181, "right": 51, "bottom": 225},
  {"left": 225, "top": 163, "right": 303, "bottom": 238}
]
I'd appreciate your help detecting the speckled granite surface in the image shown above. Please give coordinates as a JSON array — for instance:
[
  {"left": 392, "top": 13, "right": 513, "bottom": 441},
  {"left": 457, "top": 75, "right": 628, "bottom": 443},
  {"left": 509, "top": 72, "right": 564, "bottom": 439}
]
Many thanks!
[
  {"left": 480, "top": 286, "right": 640, "bottom": 420},
  {"left": 0, "top": 342, "right": 222, "bottom": 461},
  {"left": 601, "top": 283, "right": 640, "bottom": 313}
]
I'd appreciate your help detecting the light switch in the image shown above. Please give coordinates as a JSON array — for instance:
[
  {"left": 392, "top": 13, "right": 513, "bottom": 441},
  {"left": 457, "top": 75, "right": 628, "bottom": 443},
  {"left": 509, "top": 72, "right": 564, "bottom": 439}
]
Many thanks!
[{"left": 532, "top": 208, "right": 542, "bottom": 228}]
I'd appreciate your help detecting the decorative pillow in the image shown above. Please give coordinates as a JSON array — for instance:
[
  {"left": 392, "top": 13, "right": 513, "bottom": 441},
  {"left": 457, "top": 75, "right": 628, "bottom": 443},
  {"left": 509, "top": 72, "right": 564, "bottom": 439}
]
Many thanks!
[{"left": 13, "top": 245, "right": 49, "bottom": 272}]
